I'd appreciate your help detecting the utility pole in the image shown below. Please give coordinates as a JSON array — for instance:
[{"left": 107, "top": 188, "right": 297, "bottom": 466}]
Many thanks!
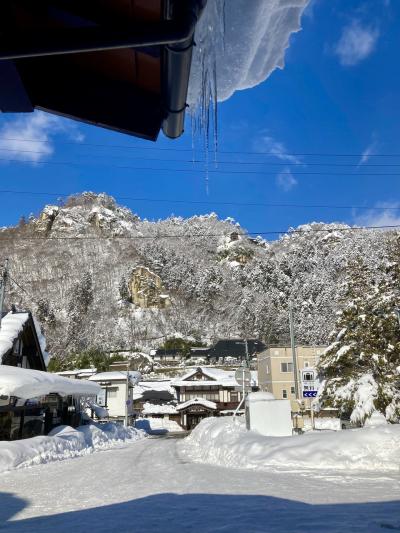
[
  {"left": 289, "top": 304, "right": 300, "bottom": 399},
  {"left": 236, "top": 338, "right": 250, "bottom": 368},
  {"left": 0, "top": 259, "right": 9, "bottom": 329},
  {"left": 124, "top": 361, "right": 130, "bottom": 428},
  {"left": 244, "top": 338, "right": 249, "bottom": 368}
]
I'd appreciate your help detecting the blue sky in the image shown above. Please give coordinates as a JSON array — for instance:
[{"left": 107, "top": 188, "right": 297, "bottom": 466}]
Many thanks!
[{"left": 0, "top": 0, "right": 399, "bottom": 237}]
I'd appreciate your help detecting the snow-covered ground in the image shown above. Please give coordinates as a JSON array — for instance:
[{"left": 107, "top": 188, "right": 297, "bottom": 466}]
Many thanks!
[
  {"left": 0, "top": 433, "right": 398, "bottom": 532},
  {"left": 0, "top": 423, "right": 145, "bottom": 474},
  {"left": 182, "top": 417, "right": 400, "bottom": 473}
]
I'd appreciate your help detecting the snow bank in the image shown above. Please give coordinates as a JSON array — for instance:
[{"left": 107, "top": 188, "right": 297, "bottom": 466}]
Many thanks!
[
  {"left": 181, "top": 417, "right": 400, "bottom": 472},
  {"left": 313, "top": 417, "right": 341, "bottom": 431},
  {"left": 135, "top": 418, "right": 184, "bottom": 434},
  {"left": 188, "top": 0, "right": 310, "bottom": 106},
  {"left": 0, "top": 422, "right": 146, "bottom": 474}
]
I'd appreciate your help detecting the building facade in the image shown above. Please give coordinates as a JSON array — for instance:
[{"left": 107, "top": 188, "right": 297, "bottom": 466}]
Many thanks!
[
  {"left": 172, "top": 367, "right": 258, "bottom": 430},
  {"left": 257, "top": 345, "right": 326, "bottom": 403}
]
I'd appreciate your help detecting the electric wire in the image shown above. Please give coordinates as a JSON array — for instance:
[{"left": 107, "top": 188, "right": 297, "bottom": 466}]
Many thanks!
[
  {"left": 2, "top": 136, "right": 400, "bottom": 158},
  {"left": 0, "top": 156, "right": 399, "bottom": 176},
  {"left": 2, "top": 146, "right": 400, "bottom": 167},
  {"left": 0, "top": 188, "right": 398, "bottom": 212},
  {"left": 0, "top": 224, "right": 399, "bottom": 242}
]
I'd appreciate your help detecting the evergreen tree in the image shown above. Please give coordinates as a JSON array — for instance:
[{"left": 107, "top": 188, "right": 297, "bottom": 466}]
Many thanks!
[
  {"left": 317, "top": 256, "right": 400, "bottom": 423},
  {"left": 67, "top": 271, "right": 94, "bottom": 350}
]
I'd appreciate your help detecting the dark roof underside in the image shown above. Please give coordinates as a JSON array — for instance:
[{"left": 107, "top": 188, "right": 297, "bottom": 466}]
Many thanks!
[{"left": 0, "top": 0, "right": 206, "bottom": 140}]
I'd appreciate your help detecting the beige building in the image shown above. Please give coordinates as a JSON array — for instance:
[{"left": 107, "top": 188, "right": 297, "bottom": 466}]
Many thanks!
[
  {"left": 257, "top": 345, "right": 326, "bottom": 404},
  {"left": 129, "top": 266, "right": 170, "bottom": 309}
]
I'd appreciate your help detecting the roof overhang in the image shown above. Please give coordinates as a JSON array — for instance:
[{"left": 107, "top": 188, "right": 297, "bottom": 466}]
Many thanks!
[{"left": 0, "top": 0, "right": 207, "bottom": 140}]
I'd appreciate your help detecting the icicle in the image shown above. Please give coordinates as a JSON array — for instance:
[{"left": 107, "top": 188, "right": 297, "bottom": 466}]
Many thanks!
[{"left": 187, "top": 0, "right": 225, "bottom": 194}]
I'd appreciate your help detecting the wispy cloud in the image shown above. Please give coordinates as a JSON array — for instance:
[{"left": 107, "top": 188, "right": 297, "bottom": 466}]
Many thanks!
[
  {"left": 276, "top": 167, "right": 298, "bottom": 192},
  {"left": 303, "top": 0, "right": 319, "bottom": 20},
  {"left": 0, "top": 111, "right": 84, "bottom": 163},
  {"left": 358, "top": 139, "right": 378, "bottom": 166},
  {"left": 254, "top": 132, "right": 302, "bottom": 192},
  {"left": 255, "top": 133, "right": 301, "bottom": 165},
  {"left": 353, "top": 202, "right": 400, "bottom": 228},
  {"left": 334, "top": 21, "right": 379, "bottom": 66}
]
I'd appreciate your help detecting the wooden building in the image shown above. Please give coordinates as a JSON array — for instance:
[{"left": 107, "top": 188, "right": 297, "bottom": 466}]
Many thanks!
[
  {"left": 172, "top": 367, "right": 258, "bottom": 430},
  {"left": 0, "top": 311, "right": 99, "bottom": 440}
]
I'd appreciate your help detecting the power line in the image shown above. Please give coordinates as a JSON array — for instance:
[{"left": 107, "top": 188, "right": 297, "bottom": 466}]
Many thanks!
[
  {"left": 0, "top": 156, "right": 399, "bottom": 176},
  {"left": 0, "top": 188, "right": 398, "bottom": 211},
  {"left": 2, "top": 136, "right": 400, "bottom": 158},
  {"left": 2, "top": 146, "right": 400, "bottom": 168},
  {"left": 8, "top": 274, "right": 32, "bottom": 297},
  {"left": 0, "top": 224, "right": 399, "bottom": 241}
]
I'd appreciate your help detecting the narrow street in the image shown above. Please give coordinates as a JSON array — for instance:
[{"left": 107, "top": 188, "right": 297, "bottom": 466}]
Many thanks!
[{"left": 0, "top": 436, "right": 399, "bottom": 532}]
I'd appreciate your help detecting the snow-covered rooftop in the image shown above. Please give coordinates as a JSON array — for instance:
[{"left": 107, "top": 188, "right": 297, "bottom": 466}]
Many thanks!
[
  {"left": 0, "top": 312, "right": 49, "bottom": 367},
  {"left": 89, "top": 371, "right": 141, "bottom": 383},
  {"left": 0, "top": 312, "right": 29, "bottom": 363},
  {"left": 188, "top": 0, "right": 309, "bottom": 105},
  {"left": 57, "top": 368, "right": 97, "bottom": 377},
  {"left": 142, "top": 402, "right": 178, "bottom": 415},
  {"left": 176, "top": 398, "right": 217, "bottom": 411},
  {"left": 172, "top": 367, "right": 258, "bottom": 388},
  {"left": 0, "top": 365, "right": 100, "bottom": 399}
]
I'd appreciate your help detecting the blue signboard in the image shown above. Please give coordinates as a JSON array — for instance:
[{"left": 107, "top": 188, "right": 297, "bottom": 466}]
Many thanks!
[{"left": 303, "top": 391, "right": 317, "bottom": 398}]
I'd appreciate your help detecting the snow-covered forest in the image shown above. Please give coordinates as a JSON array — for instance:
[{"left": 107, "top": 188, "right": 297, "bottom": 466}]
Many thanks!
[{"left": 1, "top": 193, "right": 398, "bottom": 364}]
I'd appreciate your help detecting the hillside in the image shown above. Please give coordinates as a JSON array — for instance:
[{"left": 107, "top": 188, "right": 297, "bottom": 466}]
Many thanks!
[{"left": 0, "top": 192, "right": 397, "bottom": 361}]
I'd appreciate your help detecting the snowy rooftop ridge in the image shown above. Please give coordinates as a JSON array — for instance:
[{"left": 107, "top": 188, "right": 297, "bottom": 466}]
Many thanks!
[
  {"left": 176, "top": 398, "right": 217, "bottom": 411},
  {"left": 0, "top": 312, "right": 30, "bottom": 364},
  {"left": 172, "top": 367, "right": 258, "bottom": 388}
]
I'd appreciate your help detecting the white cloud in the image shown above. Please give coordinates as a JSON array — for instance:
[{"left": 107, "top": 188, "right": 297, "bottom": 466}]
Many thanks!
[
  {"left": 358, "top": 140, "right": 378, "bottom": 166},
  {"left": 255, "top": 134, "right": 301, "bottom": 165},
  {"left": 0, "top": 111, "right": 84, "bottom": 163},
  {"left": 276, "top": 167, "right": 298, "bottom": 192},
  {"left": 353, "top": 202, "right": 400, "bottom": 228},
  {"left": 334, "top": 21, "right": 379, "bottom": 66}
]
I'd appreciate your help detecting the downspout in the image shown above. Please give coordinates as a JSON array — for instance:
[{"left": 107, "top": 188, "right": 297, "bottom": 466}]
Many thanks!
[{"left": 162, "top": 0, "right": 207, "bottom": 139}]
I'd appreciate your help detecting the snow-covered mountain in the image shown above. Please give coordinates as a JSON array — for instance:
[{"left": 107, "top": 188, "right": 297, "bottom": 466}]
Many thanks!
[{"left": 1, "top": 192, "right": 397, "bottom": 361}]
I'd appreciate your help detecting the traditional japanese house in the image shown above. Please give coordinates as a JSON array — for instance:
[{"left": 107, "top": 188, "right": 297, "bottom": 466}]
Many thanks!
[
  {"left": 0, "top": 310, "right": 100, "bottom": 440},
  {"left": 172, "top": 367, "right": 258, "bottom": 430}
]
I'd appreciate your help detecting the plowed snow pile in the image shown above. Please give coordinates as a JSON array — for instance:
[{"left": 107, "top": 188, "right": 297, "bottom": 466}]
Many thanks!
[
  {"left": 0, "top": 423, "right": 146, "bottom": 474},
  {"left": 181, "top": 417, "right": 400, "bottom": 472}
]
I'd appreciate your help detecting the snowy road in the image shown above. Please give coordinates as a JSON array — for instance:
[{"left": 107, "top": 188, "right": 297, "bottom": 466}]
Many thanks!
[{"left": 0, "top": 436, "right": 399, "bottom": 532}]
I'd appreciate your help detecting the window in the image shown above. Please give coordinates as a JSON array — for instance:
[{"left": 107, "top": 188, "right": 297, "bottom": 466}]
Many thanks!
[
  {"left": 282, "top": 389, "right": 288, "bottom": 399},
  {"left": 290, "top": 386, "right": 295, "bottom": 395},
  {"left": 304, "top": 361, "right": 309, "bottom": 368},
  {"left": 230, "top": 391, "right": 238, "bottom": 402},
  {"left": 280, "top": 362, "right": 293, "bottom": 373},
  {"left": 107, "top": 389, "right": 117, "bottom": 398}
]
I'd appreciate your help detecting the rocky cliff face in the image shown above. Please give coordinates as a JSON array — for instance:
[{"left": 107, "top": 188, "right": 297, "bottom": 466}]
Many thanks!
[{"left": 0, "top": 192, "right": 396, "bottom": 362}]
